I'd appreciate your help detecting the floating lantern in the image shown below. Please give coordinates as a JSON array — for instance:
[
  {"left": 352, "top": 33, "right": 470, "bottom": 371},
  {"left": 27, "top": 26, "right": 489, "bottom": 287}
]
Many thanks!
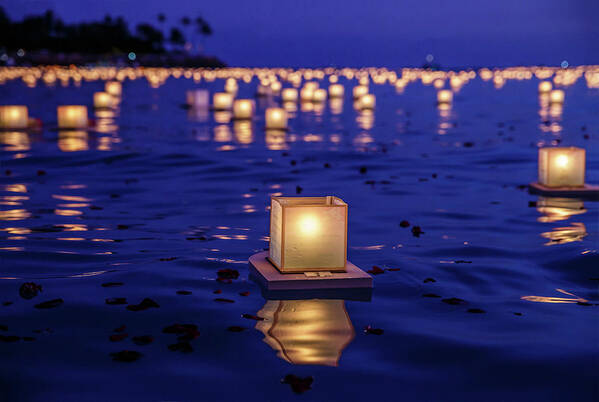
[
  {"left": 437, "top": 90, "right": 453, "bottom": 105},
  {"left": 268, "top": 196, "right": 347, "bottom": 273},
  {"left": 57, "top": 106, "right": 88, "bottom": 129},
  {"left": 255, "top": 299, "right": 354, "bottom": 366},
  {"left": 433, "top": 79, "right": 445, "bottom": 89},
  {"left": 281, "top": 88, "right": 298, "bottom": 103},
  {"left": 93, "top": 92, "right": 113, "bottom": 109},
  {"left": 270, "top": 81, "right": 282, "bottom": 94},
  {"left": 105, "top": 81, "right": 122, "bottom": 97},
  {"left": 313, "top": 89, "right": 327, "bottom": 103},
  {"left": 224, "top": 78, "right": 238, "bottom": 94},
  {"left": 0, "top": 106, "right": 29, "bottom": 129},
  {"left": 352, "top": 85, "right": 368, "bottom": 99},
  {"left": 186, "top": 89, "right": 209, "bottom": 108},
  {"left": 328, "top": 84, "right": 344, "bottom": 98},
  {"left": 329, "top": 98, "right": 343, "bottom": 115},
  {"left": 538, "top": 81, "right": 552, "bottom": 94},
  {"left": 538, "top": 147, "right": 585, "bottom": 188},
  {"left": 265, "top": 108, "right": 288, "bottom": 130},
  {"left": 549, "top": 89, "right": 565, "bottom": 105},
  {"left": 231, "top": 99, "right": 253, "bottom": 120},
  {"left": 213, "top": 93, "right": 233, "bottom": 110},
  {"left": 300, "top": 86, "right": 315, "bottom": 102},
  {"left": 358, "top": 94, "right": 375, "bottom": 110}
]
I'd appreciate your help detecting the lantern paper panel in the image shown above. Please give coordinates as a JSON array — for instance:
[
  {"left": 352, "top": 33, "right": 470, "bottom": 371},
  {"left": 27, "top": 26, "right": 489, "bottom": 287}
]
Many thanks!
[
  {"left": 57, "top": 106, "right": 88, "bottom": 129},
  {"left": 0, "top": 106, "right": 28, "bottom": 129},
  {"left": 538, "top": 147, "right": 585, "bottom": 188},
  {"left": 269, "top": 196, "right": 347, "bottom": 273}
]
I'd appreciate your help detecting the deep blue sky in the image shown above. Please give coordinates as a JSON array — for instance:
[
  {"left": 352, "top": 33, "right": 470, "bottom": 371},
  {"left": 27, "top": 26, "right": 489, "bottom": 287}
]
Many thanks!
[{"left": 3, "top": 0, "right": 599, "bottom": 67}]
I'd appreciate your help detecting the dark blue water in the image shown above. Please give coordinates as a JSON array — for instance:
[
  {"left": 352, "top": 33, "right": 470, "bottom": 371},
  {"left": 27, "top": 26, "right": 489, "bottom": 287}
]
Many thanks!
[{"left": 0, "top": 68, "right": 598, "bottom": 401}]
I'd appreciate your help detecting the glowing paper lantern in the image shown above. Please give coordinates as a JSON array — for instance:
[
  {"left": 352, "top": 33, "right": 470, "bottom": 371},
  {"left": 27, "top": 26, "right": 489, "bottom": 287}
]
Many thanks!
[
  {"left": 538, "top": 81, "right": 552, "bottom": 94},
  {"left": 57, "top": 106, "right": 88, "bottom": 129},
  {"left": 300, "top": 86, "right": 315, "bottom": 102},
  {"left": 93, "top": 92, "right": 113, "bottom": 109},
  {"left": 0, "top": 106, "right": 28, "bottom": 129},
  {"left": 549, "top": 90, "right": 565, "bottom": 105},
  {"left": 282, "top": 88, "right": 298, "bottom": 103},
  {"left": 328, "top": 84, "right": 344, "bottom": 98},
  {"left": 265, "top": 108, "right": 288, "bottom": 130},
  {"left": 105, "top": 81, "right": 122, "bottom": 97},
  {"left": 255, "top": 299, "right": 355, "bottom": 366},
  {"left": 538, "top": 147, "right": 585, "bottom": 188},
  {"left": 213, "top": 93, "right": 233, "bottom": 110},
  {"left": 437, "top": 90, "right": 453, "bottom": 105},
  {"left": 233, "top": 99, "right": 255, "bottom": 119},
  {"left": 186, "top": 89, "right": 209, "bottom": 108},
  {"left": 358, "top": 94, "right": 375, "bottom": 110},
  {"left": 224, "top": 78, "right": 238, "bottom": 94},
  {"left": 269, "top": 196, "right": 347, "bottom": 273},
  {"left": 313, "top": 89, "right": 327, "bottom": 103},
  {"left": 352, "top": 85, "right": 368, "bottom": 99}
]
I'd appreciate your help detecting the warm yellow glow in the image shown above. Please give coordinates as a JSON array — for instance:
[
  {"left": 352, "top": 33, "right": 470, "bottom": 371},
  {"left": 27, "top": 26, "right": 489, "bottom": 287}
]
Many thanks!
[
  {"left": 328, "top": 84, "right": 344, "bottom": 98},
  {"left": 538, "top": 81, "right": 552, "bottom": 93},
  {"left": 233, "top": 99, "right": 254, "bottom": 119},
  {"left": 213, "top": 92, "right": 233, "bottom": 110},
  {"left": 352, "top": 85, "right": 368, "bottom": 99},
  {"left": 538, "top": 147, "right": 585, "bottom": 188},
  {"left": 105, "top": 81, "right": 122, "bottom": 97},
  {"left": 437, "top": 89, "right": 453, "bottom": 104},
  {"left": 265, "top": 108, "right": 287, "bottom": 130},
  {"left": 555, "top": 154, "right": 569, "bottom": 168},
  {"left": 186, "top": 89, "right": 209, "bottom": 108},
  {"left": 57, "top": 106, "right": 88, "bottom": 129},
  {"left": 281, "top": 88, "right": 298, "bottom": 102},
  {"left": 93, "top": 92, "right": 113, "bottom": 109},
  {"left": 549, "top": 89, "right": 564, "bottom": 104},
  {"left": 299, "top": 215, "right": 319, "bottom": 235},
  {"left": 358, "top": 94, "right": 375, "bottom": 109}
]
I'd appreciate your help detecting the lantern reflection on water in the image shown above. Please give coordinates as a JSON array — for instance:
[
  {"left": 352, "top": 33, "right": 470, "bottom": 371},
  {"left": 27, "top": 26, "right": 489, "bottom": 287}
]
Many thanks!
[
  {"left": 0, "top": 131, "right": 30, "bottom": 151},
  {"left": 58, "top": 130, "right": 88, "bottom": 152},
  {"left": 255, "top": 299, "right": 354, "bottom": 366},
  {"left": 536, "top": 197, "right": 586, "bottom": 223},
  {"left": 233, "top": 120, "right": 253, "bottom": 144},
  {"left": 265, "top": 129, "right": 287, "bottom": 150},
  {"left": 0, "top": 106, "right": 29, "bottom": 129},
  {"left": 540, "top": 222, "right": 587, "bottom": 246}
]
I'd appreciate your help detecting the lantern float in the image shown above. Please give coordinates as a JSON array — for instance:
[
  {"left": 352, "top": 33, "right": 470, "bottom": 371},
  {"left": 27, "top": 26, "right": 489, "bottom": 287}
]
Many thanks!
[
  {"left": 0, "top": 106, "right": 29, "bottom": 129},
  {"left": 249, "top": 196, "right": 372, "bottom": 291},
  {"left": 529, "top": 147, "right": 598, "bottom": 197},
  {"left": 549, "top": 89, "right": 565, "bottom": 105},
  {"left": 233, "top": 99, "right": 255, "bottom": 120},
  {"left": 358, "top": 94, "right": 376, "bottom": 110},
  {"left": 212, "top": 93, "right": 234, "bottom": 111},
  {"left": 93, "top": 92, "right": 113, "bottom": 109},
  {"left": 265, "top": 108, "right": 288, "bottom": 130},
  {"left": 104, "top": 81, "right": 122, "bottom": 97},
  {"left": 328, "top": 84, "right": 344, "bottom": 99},
  {"left": 57, "top": 106, "right": 89, "bottom": 129},
  {"left": 437, "top": 90, "right": 453, "bottom": 105},
  {"left": 538, "top": 81, "right": 552, "bottom": 94},
  {"left": 281, "top": 88, "right": 298, "bottom": 103}
]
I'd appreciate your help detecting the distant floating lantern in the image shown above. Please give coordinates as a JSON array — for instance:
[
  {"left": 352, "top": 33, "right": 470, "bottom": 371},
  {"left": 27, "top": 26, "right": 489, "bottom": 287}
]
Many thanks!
[
  {"left": 530, "top": 147, "right": 598, "bottom": 196},
  {"left": 281, "top": 88, "right": 298, "bottom": 103},
  {"left": 265, "top": 108, "right": 287, "bottom": 130},
  {"left": 105, "top": 81, "right": 122, "bottom": 97},
  {"left": 93, "top": 92, "right": 113, "bottom": 109},
  {"left": 437, "top": 90, "right": 453, "bottom": 105},
  {"left": 549, "top": 89, "right": 565, "bottom": 105},
  {"left": 328, "top": 84, "right": 344, "bottom": 99},
  {"left": 433, "top": 79, "right": 445, "bottom": 89},
  {"left": 352, "top": 85, "right": 368, "bottom": 99},
  {"left": 186, "top": 89, "right": 209, "bottom": 108},
  {"left": 255, "top": 299, "right": 355, "bottom": 366},
  {"left": 224, "top": 78, "right": 238, "bottom": 94},
  {"left": 0, "top": 106, "right": 29, "bottom": 129},
  {"left": 57, "top": 106, "right": 88, "bottom": 129},
  {"left": 270, "top": 81, "right": 282, "bottom": 94},
  {"left": 538, "top": 81, "right": 552, "bottom": 94},
  {"left": 300, "top": 86, "right": 315, "bottom": 102},
  {"left": 358, "top": 94, "right": 375, "bottom": 110},
  {"left": 312, "top": 88, "right": 327, "bottom": 103},
  {"left": 213, "top": 92, "right": 234, "bottom": 111},
  {"left": 233, "top": 99, "right": 255, "bottom": 120},
  {"left": 268, "top": 196, "right": 347, "bottom": 273}
]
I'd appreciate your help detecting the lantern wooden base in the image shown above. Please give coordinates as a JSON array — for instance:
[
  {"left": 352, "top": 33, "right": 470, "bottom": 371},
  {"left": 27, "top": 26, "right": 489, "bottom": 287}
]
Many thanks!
[
  {"left": 529, "top": 182, "right": 599, "bottom": 199},
  {"left": 249, "top": 251, "right": 372, "bottom": 292}
]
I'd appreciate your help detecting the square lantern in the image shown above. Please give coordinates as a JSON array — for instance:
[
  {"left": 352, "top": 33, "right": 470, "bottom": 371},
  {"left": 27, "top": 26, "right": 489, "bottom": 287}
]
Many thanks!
[
  {"left": 105, "top": 81, "right": 122, "bottom": 97},
  {"left": 269, "top": 196, "right": 347, "bottom": 273},
  {"left": 93, "top": 92, "right": 113, "bottom": 109},
  {"left": 265, "top": 108, "right": 288, "bottom": 130},
  {"left": 538, "top": 147, "right": 585, "bottom": 188},
  {"left": 57, "top": 106, "right": 88, "bottom": 129},
  {"left": 233, "top": 99, "right": 254, "bottom": 119},
  {"left": 213, "top": 93, "right": 233, "bottom": 110},
  {"left": 0, "top": 106, "right": 29, "bottom": 129}
]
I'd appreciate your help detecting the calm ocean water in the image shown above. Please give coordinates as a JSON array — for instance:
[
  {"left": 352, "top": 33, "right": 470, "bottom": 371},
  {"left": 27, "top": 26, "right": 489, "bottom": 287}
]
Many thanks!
[{"left": 0, "top": 69, "right": 597, "bottom": 401}]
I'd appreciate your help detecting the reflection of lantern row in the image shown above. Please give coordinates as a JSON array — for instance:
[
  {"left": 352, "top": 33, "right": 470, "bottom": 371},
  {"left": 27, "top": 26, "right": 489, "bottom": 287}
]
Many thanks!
[
  {"left": 538, "top": 147, "right": 585, "bottom": 188},
  {"left": 57, "top": 106, "right": 88, "bottom": 129},
  {"left": 0, "top": 106, "right": 28, "bottom": 129},
  {"left": 269, "top": 196, "right": 347, "bottom": 273},
  {"left": 255, "top": 299, "right": 355, "bottom": 367}
]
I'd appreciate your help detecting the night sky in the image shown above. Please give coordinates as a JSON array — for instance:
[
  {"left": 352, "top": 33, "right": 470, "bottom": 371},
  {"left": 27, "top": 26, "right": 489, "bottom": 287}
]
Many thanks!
[{"left": 3, "top": 0, "right": 599, "bottom": 67}]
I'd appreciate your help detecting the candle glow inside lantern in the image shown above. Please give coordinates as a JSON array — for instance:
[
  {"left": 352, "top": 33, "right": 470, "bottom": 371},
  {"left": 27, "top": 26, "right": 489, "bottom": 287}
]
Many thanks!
[
  {"left": 549, "top": 89, "right": 565, "bottom": 105},
  {"left": 358, "top": 94, "right": 375, "bottom": 110},
  {"left": 437, "top": 89, "right": 453, "bottom": 105},
  {"left": 233, "top": 99, "right": 255, "bottom": 119},
  {"left": 265, "top": 108, "right": 288, "bottom": 130},
  {"left": 57, "top": 106, "right": 88, "bottom": 129},
  {"left": 105, "top": 81, "right": 122, "bottom": 97},
  {"left": 186, "top": 89, "right": 209, "bottom": 108},
  {"left": 312, "top": 88, "right": 327, "bottom": 103},
  {"left": 352, "top": 85, "right": 368, "bottom": 99},
  {"left": 538, "top": 147, "right": 585, "bottom": 188},
  {"left": 300, "top": 86, "right": 315, "bottom": 102},
  {"left": 213, "top": 92, "right": 234, "bottom": 110},
  {"left": 281, "top": 88, "right": 298, "bottom": 103},
  {"left": 93, "top": 92, "right": 114, "bottom": 109},
  {"left": 269, "top": 196, "right": 347, "bottom": 273},
  {"left": 0, "top": 106, "right": 29, "bottom": 129},
  {"left": 328, "top": 84, "right": 344, "bottom": 98}
]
